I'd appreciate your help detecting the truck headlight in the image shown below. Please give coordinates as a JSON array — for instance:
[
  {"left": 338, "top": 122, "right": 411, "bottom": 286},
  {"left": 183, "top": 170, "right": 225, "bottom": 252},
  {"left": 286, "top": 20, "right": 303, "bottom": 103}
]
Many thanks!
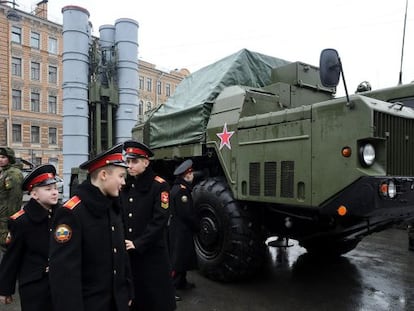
[
  {"left": 379, "top": 180, "right": 397, "bottom": 199},
  {"left": 360, "top": 143, "right": 375, "bottom": 167}
]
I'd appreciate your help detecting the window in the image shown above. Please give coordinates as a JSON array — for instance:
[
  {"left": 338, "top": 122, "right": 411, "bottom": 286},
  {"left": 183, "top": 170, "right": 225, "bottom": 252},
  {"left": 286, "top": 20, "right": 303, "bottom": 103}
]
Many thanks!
[
  {"left": 12, "top": 124, "right": 22, "bottom": 143},
  {"left": 31, "top": 92, "right": 40, "bottom": 112},
  {"left": 49, "top": 127, "right": 57, "bottom": 145},
  {"left": 146, "top": 101, "right": 152, "bottom": 111},
  {"left": 48, "top": 37, "right": 57, "bottom": 54},
  {"left": 166, "top": 83, "right": 171, "bottom": 97},
  {"left": 12, "top": 89, "right": 22, "bottom": 110},
  {"left": 12, "top": 57, "right": 22, "bottom": 77},
  {"left": 138, "top": 100, "right": 143, "bottom": 115},
  {"left": 11, "top": 26, "right": 21, "bottom": 44},
  {"left": 31, "top": 62, "right": 40, "bottom": 80},
  {"left": 157, "top": 80, "right": 162, "bottom": 95},
  {"left": 31, "top": 126, "right": 40, "bottom": 143},
  {"left": 146, "top": 78, "right": 152, "bottom": 92},
  {"left": 31, "top": 32, "right": 40, "bottom": 49},
  {"left": 48, "top": 95, "right": 57, "bottom": 114},
  {"left": 49, "top": 66, "right": 57, "bottom": 84},
  {"left": 139, "top": 77, "right": 144, "bottom": 90}
]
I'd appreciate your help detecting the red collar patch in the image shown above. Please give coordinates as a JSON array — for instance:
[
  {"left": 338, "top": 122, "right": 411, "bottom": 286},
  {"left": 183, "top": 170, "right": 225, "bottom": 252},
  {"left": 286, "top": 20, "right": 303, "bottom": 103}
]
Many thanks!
[
  {"left": 10, "top": 209, "right": 25, "bottom": 220},
  {"left": 63, "top": 196, "right": 81, "bottom": 210}
]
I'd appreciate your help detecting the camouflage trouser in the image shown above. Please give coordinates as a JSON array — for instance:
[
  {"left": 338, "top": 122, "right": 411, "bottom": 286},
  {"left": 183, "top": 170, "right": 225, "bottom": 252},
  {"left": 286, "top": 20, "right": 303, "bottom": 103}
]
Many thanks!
[{"left": 0, "top": 218, "right": 7, "bottom": 253}]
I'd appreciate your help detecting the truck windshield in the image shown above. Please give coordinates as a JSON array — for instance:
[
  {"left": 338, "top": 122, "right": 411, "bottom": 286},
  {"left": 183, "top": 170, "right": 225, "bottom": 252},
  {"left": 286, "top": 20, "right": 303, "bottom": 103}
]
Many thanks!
[{"left": 391, "top": 96, "right": 414, "bottom": 108}]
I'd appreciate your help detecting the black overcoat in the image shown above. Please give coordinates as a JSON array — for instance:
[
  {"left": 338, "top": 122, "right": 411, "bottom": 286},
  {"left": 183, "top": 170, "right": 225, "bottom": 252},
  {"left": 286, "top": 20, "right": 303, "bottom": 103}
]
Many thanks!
[
  {"left": 120, "top": 167, "right": 176, "bottom": 311},
  {"left": 49, "top": 181, "right": 133, "bottom": 311},
  {"left": 169, "top": 177, "right": 199, "bottom": 272},
  {"left": 0, "top": 198, "right": 56, "bottom": 311}
]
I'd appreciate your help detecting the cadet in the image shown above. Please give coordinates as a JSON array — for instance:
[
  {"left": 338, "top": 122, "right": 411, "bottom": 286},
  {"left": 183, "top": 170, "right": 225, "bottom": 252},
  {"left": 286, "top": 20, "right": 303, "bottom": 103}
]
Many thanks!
[
  {"left": 169, "top": 159, "right": 200, "bottom": 290},
  {"left": 49, "top": 144, "right": 133, "bottom": 311},
  {"left": 0, "top": 164, "right": 60, "bottom": 310},
  {"left": 121, "top": 140, "right": 176, "bottom": 311},
  {"left": 0, "top": 147, "right": 23, "bottom": 261}
]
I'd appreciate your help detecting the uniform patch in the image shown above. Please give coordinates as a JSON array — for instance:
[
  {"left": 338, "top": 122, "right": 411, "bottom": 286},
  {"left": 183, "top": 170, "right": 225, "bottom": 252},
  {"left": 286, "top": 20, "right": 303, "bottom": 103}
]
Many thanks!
[
  {"left": 181, "top": 195, "right": 188, "bottom": 203},
  {"left": 5, "top": 232, "right": 11, "bottom": 245},
  {"left": 180, "top": 184, "right": 187, "bottom": 190},
  {"left": 10, "top": 209, "right": 25, "bottom": 220},
  {"left": 155, "top": 176, "right": 166, "bottom": 184},
  {"left": 4, "top": 176, "right": 11, "bottom": 190},
  {"left": 54, "top": 224, "right": 72, "bottom": 243},
  {"left": 63, "top": 196, "right": 81, "bottom": 210},
  {"left": 161, "top": 191, "right": 169, "bottom": 209}
]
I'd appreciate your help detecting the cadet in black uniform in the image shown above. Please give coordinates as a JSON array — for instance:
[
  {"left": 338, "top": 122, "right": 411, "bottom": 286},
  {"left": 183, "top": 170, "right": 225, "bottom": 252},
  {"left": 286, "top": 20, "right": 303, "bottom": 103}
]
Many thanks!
[
  {"left": 121, "top": 140, "right": 176, "bottom": 311},
  {"left": 0, "top": 164, "right": 60, "bottom": 310},
  {"left": 169, "top": 159, "right": 200, "bottom": 290},
  {"left": 49, "top": 144, "right": 133, "bottom": 311}
]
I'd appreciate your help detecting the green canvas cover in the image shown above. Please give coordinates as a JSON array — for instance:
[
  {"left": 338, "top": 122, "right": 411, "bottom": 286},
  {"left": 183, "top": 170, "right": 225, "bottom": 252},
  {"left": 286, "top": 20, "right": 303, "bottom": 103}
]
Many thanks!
[{"left": 146, "top": 48, "right": 290, "bottom": 148}]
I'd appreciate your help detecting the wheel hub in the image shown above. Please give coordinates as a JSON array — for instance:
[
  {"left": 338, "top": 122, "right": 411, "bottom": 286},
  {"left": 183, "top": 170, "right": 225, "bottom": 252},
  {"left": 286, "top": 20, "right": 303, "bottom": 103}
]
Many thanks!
[{"left": 199, "top": 217, "right": 219, "bottom": 248}]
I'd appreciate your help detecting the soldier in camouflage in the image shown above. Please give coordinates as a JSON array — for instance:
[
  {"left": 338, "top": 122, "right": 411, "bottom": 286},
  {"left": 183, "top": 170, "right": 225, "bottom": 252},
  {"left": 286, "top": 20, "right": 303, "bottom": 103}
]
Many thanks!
[{"left": 0, "top": 147, "right": 23, "bottom": 261}]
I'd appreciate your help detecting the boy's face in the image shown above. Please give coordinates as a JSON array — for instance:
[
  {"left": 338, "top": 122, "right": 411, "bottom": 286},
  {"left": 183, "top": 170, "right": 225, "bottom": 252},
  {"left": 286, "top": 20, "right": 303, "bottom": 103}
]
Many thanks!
[
  {"left": 0, "top": 154, "right": 9, "bottom": 168},
  {"left": 101, "top": 166, "right": 127, "bottom": 197},
  {"left": 31, "top": 183, "right": 59, "bottom": 208},
  {"left": 126, "top": 157, "right": 149, "bottom": 176}
]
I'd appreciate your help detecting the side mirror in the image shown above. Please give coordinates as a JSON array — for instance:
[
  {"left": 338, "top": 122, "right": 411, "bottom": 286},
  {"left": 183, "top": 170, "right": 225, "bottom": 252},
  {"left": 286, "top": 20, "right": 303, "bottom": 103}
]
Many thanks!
[{"left": 319, "top": 48, "right": 341, "bottom": 88}]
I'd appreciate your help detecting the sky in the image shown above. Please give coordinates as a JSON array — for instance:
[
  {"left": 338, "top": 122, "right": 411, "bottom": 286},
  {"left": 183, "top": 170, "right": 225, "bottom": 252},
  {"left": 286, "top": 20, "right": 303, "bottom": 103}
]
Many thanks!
[{"left": 13, "top": 0, "right": 414, "bottom": 96}]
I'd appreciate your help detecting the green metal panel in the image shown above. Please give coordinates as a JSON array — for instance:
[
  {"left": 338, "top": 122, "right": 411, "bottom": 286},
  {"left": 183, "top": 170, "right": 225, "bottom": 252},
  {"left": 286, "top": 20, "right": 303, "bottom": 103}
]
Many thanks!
[
  {"left": 236, "top": 118, "right": 312, "bottom": 205},
  {"left": 310, "top": 95, "right": 389, "bottom": 206}
]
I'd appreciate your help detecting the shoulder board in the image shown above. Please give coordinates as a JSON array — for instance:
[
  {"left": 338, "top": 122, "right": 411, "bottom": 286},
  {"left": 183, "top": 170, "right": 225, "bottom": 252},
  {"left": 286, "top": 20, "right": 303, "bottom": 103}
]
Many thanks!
[
  {"left": 63, "top": 195, "right": 81, "bottom": 210},
  {"left": 10, "top": 209, "right": 25, "bottom": 220},
  {"left": 180, "top": 184, "right": 187, "bottom": 190},
  {"left": 154, "top": 176, "right": 166, "bottom": 184}
]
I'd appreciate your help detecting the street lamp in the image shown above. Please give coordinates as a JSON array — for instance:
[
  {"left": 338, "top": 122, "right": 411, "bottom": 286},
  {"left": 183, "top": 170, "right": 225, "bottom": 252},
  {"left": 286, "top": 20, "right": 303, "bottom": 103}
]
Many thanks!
[{"left": 0, "top": 0, "right": 21, "bottom": 21}]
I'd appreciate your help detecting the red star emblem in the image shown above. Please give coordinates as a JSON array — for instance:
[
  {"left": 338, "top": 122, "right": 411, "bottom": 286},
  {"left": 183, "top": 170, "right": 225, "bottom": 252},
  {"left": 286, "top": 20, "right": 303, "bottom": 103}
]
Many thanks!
[{"left": 216, "top": 123, "right": 234, "bottom": 150}]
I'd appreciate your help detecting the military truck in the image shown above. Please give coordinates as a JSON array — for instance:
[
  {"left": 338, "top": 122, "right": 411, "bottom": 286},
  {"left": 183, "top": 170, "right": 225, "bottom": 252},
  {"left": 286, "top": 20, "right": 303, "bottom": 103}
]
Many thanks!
[{"left": 133, "top": 48, "right": 414, "bottom": 282}]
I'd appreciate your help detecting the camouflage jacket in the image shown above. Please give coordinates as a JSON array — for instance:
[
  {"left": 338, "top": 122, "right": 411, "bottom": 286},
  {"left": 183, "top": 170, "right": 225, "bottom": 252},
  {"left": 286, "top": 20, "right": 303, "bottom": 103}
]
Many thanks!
[{"left": 0, "top": 164, "right": 23, "bottom": 250}]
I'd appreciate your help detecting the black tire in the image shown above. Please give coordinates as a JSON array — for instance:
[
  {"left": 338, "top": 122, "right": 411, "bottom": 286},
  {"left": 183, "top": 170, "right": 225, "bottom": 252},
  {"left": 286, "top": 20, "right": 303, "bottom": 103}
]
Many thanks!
[
  {"left": 193, "top": 177, "right": 265, "bottom": 282},
  {"left": 301, "top": 238, "right": 360, "bottom": 258}
]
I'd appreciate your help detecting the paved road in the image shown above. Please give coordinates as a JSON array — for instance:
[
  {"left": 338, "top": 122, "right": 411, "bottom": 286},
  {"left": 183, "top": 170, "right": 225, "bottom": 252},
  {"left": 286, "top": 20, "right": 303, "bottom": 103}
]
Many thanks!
[
  {"left": 3, "top": 228, "right": 413, "bottom": 310},
  {"left": 176, "top": 228, "right": 413, "bottom": 311}
]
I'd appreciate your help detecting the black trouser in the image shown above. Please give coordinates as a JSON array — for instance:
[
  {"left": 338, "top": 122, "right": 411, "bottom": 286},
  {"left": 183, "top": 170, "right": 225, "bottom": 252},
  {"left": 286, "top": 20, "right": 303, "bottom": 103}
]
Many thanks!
[{"left": 173, "top": 271, "right": 188, "bottom": 288}]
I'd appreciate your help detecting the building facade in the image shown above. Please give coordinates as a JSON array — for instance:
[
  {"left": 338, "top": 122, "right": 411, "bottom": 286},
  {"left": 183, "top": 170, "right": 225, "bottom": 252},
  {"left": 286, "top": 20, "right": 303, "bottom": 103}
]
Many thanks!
[
  {"left": 0, "top": 2, "right": 187, "bottom": 176},
  {"left": 138, "top": 60, "right": 189, "bottom": 122}
]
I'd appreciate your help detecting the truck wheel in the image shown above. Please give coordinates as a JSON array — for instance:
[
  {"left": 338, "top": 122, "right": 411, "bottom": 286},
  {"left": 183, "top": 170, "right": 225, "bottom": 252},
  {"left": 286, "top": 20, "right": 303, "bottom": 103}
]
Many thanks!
[
  {"left": 193, "top": 177, "right": 265, "bottom": 282},
  {"left": 301, "top": 238, "right": 360, "bottom": 258}
]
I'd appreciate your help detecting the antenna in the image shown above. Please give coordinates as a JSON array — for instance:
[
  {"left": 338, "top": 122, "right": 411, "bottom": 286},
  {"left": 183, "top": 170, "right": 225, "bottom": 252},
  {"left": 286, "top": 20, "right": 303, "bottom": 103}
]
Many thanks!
[{"left": 398, "top": 0, "right": 408, "bottom": 85}]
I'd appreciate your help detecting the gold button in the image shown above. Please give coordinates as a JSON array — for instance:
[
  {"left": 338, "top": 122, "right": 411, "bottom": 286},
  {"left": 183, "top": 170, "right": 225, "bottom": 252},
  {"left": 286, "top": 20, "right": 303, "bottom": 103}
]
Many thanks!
[
  {"left": 113, "top": 248, "right": 117, "bottom": 253},
  {"left": 129, "top": 198, "right": 133, "bottom": 202},
  {"left": 113, "top": 270, "right": 117, "bottom": 275},
  {"left": 128, "top": 228, "right": 132, "bottom": 232},
  {"left": 128, "top": 213, "right": 132, "bottom": 218}
]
